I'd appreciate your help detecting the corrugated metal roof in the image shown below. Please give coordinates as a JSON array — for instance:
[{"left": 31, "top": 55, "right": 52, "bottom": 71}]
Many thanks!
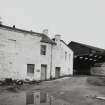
[{"left": 68, "top": 41, "right": 105, "bottom": 52}]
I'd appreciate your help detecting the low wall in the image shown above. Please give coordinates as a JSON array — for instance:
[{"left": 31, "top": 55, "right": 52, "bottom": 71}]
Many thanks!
[{"left": 91, "top": 63, "right": 105, "bottom": 76}]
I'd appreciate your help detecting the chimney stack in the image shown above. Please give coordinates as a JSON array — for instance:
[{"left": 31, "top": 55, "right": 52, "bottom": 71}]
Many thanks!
[
  {"left": 55, "top": 34, "right": 61, "bottom": 41},
  {"left": 42, "top": 29, "right": 48, "bottom": 35}
]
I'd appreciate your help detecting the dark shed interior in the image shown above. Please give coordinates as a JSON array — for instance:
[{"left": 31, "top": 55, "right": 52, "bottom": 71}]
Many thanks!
[{"left": 68, "top": 41, "right": 105, "bottom": 75}]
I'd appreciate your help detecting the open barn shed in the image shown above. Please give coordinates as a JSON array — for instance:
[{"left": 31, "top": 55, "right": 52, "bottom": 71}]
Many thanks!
[{"left": 68, "top": 41, "right": 105, "bottom": 75}]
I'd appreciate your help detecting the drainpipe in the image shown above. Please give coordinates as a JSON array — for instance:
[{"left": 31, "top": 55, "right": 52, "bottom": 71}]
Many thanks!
[{"left": 50, "top": 44, "right": 53, "bottom": 79}]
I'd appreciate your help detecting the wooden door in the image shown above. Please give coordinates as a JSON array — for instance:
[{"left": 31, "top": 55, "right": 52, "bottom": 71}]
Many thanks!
[
  {"left": 55, "top": 67, "right": 60, "bottom": 78},
  {"left": 41, "top": 64, "right": 47, "bottom": 80}
]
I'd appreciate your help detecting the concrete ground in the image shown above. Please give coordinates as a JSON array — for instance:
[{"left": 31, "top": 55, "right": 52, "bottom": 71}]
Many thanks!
[{"left": 0, "top": 76, "right": 105, "bottom": 105}]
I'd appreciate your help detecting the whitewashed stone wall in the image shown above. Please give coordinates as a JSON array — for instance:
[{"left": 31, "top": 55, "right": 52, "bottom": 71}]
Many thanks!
[
  {"left": 0, "top": 27, "right": 41, "bottom": 80},
  {"left": 52, "top": 40, "right": 73, "bottom": 78},
  {"left": 0, "top": 27, "right": 73, "bottom": 80},
  {"left": 40, "top": 42, "right": 52, "bottom": 80}
]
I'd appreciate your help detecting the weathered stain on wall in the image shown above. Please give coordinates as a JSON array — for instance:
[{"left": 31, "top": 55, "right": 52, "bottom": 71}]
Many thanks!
[{"left": 0, "top": 27, "right": 41, "bottom": 80}]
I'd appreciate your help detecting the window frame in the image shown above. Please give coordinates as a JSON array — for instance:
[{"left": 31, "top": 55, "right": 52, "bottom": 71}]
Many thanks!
[
  {"left": 27, "top": 64, "right": 35, "bottom": 74},
  {"left": 40, "top": 45, "right": 47, "bottom": 55}
]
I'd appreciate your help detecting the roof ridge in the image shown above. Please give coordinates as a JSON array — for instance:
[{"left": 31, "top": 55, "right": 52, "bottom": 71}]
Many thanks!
[
  {"left": 70, "top": 41, "right": 105, "bottom": 51},
  {"left": 0, "top": 24, "right": 56, "bottom": 44},
  {"left": 0, "top": 24, "right": 41, "bottom": 35}
]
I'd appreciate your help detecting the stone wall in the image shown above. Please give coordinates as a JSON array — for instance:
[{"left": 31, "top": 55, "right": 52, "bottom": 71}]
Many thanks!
[
  {"left": 0, "top": 27, "right": 73, "bottom": 80},
  {"left": 91, "top": 63, "right": 105, "bottom": 76},
  {"left": 0, "top": 27, "right": 41, "bottom": 80},
  {"left": 52, "top": 40, "right": 73, "bottom": 78}
]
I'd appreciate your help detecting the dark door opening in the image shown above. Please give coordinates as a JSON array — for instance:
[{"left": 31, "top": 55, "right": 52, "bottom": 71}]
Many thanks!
[
  {"left": 55, "top": 67, "right": 61, "bottom": 78},
  {"left": 73, "top": 61, "right": 92, "bottom": 75}
]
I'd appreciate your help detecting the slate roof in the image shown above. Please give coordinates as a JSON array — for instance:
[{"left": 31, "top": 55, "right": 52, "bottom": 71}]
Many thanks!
[
  {"left": 68, "top": 41, "right": 105, "bottom": 53},
  {"left": 0, "top": 24, "right": 56, "bottom": 44}
]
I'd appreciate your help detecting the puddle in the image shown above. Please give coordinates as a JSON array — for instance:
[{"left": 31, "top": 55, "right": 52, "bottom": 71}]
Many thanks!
[{"left": 0, "top": 90, "right": 71, "bottom": 105}]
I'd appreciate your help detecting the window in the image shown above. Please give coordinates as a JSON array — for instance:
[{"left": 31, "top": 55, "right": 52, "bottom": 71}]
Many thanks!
[
  {"left": 27, "top": 64, "right": 35, "bottom": 74},
  {"left": 40, "top": 45, "right": 46, "bottom": 55},
  {"left": 65, "top": 51, "right": 67, "bottom": 61}
]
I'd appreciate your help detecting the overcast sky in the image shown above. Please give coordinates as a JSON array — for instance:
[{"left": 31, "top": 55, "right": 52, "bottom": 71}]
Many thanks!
[{"left": 0, "top": 0, "right": 105, "bottom": 48}]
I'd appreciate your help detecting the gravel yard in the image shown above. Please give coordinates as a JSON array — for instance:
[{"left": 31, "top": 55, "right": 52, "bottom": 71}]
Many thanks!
[{"left": 0, "top": 76, "right": 105, "bottom": 105}]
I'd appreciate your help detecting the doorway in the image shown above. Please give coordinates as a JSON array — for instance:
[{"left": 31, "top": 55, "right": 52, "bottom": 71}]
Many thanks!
[
  {"left": 41, "top": 64, "right": 47, "bottom": 80},
  {"left": 55, "top": 67, "right": 61, "bottom": 78}
]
